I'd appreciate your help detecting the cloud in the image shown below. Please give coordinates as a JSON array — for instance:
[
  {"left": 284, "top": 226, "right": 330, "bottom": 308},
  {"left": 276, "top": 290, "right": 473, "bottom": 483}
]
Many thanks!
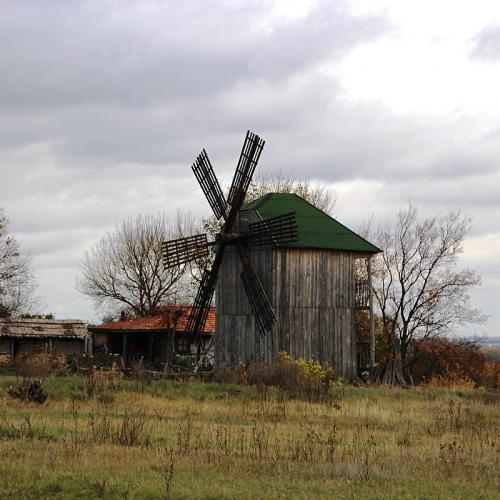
[
  {"left": 0, "top": 1, "right": 499, "bottom": 336},
  {"left": 471, "top": 25, "right": 500, "bottom": 61}
]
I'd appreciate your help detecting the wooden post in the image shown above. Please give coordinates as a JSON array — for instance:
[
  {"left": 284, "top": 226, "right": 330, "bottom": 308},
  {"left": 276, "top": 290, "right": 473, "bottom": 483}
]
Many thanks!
[
  {"left": 148, "top": 334, "right": 154, "bottom": 364},
  {"left": 368, "top": 257, "right": 375, "bottom": 367},
  {"left": 122, "top": 333, "right": 128, "bottom": 366}
]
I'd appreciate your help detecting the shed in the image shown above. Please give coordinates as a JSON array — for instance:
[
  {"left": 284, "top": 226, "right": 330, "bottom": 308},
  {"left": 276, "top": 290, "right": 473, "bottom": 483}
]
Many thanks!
[
  {"left": 88, "top": 306, "right": 215, "bottom": 367},
  {"left": 0, "top": 318, "right": 88, "bottom": 363}
]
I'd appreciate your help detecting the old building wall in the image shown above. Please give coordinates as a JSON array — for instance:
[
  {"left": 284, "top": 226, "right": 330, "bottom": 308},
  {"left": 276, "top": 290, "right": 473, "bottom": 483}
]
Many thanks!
[
  {"left": 215, "top": 247, "right": 358, "bottom": 379},
  {"left": 51, "top": 339, "right": 85, "bottom": 355},
  {"left": 0, "top": 338, "right": 11, "bottom": 355},
  {"left": 15, "top": 338, "right": 50, "bottom": 355}
]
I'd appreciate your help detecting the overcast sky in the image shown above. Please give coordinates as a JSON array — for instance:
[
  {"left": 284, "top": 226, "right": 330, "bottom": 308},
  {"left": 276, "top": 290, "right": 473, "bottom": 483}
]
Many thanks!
[{"left": 1, "top": 0, "right": 499, "bottom": 337}]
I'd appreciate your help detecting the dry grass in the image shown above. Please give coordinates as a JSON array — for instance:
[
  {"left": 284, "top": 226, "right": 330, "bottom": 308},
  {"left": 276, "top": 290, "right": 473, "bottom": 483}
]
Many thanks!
[{"left": 0, "top": 374, "right": 498, "bottom": 499}]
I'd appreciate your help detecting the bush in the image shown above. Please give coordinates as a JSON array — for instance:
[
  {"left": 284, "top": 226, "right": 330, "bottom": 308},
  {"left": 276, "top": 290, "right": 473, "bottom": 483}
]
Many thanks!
[
  {"left": 13, "top": 353, "right": 67, "bottom": 378},
  {"left": 215, "top": 352, "right": 337, "bottom": 399},
  {"left": 409, "top": 337, "right": 499, "bottom": 389},
  {"left": 482, "top": 347, "right": 500, "bottom": 362},
  {"left": 7, "top": 379, "right": 48, "bottom": 404}
]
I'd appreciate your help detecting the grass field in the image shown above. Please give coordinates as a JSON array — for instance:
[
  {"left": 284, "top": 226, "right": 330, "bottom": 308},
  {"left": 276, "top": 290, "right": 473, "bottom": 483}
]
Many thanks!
[{"left": 0, "top": 374, "right": 498, "bottom": 499}]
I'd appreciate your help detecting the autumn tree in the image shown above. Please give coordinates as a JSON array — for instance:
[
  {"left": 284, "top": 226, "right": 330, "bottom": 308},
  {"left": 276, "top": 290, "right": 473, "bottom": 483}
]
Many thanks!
[
  {"left": 78, "top": 213, "right": 192, "bottom": 317},
  {"left": 369, "top": 204, "right": 483, "bottom": 380},
  {"left": 0, "top": 210, "right": 38, "bottom": 317}
]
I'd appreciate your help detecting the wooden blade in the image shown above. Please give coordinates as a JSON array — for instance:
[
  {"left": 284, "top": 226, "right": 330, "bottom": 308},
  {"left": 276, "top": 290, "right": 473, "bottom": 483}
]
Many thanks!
[
  {"left": 192, "top": 149, "right": 228, "bottom": 220},
  {"left": 236, "top": 245, "right": 275, "bottom": 336},
  {"left": 248, "top": 212, "right": 298, "bottom": 247},
  {"left": 185, "top": 244, "right": 226, "bottom": 335},
  {"left": 225, "top": 131, "right": 265, "bottom": 230},
  {"left": 162, "top": 234, "right": 209, "bottom": 269}
]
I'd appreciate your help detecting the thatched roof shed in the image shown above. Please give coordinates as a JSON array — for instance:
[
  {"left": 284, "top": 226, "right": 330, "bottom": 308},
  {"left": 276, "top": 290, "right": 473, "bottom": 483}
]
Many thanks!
[
  {"left": 0, "top": 318, "right": 88, "bottom": 361},
  {"left": 0, "top": 318, "right": 87, "bottom": 339}
]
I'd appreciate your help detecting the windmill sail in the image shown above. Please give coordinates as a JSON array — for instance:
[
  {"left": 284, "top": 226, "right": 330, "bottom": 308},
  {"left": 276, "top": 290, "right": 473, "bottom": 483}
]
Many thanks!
[
  {"left": 163, "top": 234, "right": 209, "bottom": 269},
  {"left": 168, "top": 130, "right": 277, "bottom": 356},
  {"left": 248, "top": 212, "right": 298, "bottom": 247},
  {"left": 185, "top": 245, "right": 226, "bottom": 335},
  {"left": 192, "top": 149, "right": 228, "bottom": 221},
  {"left": 227, "top": 131, "right": 265, "bottom": 208},
  {"left": 240, "top": 263, "right": 275, "bottom": 336}
]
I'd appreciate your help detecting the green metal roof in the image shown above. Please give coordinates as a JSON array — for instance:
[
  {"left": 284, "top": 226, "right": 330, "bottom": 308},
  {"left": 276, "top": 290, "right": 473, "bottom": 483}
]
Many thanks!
[{"left": 242, "top": 193, "right": 380, "bottom": 253}]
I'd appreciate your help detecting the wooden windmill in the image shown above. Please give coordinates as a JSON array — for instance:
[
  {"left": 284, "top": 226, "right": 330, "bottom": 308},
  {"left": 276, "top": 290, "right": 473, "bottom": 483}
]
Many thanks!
[
  {"left": 163, "top": 131, "right": 381, "bottom": 379},
  {"left": 163, "top": 131, "right": 298, "bottom": 344}
]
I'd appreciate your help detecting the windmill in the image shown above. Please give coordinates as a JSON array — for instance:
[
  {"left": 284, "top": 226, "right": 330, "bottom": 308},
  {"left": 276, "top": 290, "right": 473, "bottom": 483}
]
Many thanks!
[{"left": 162, "top": 131, "right": 298, "bottom": 349}]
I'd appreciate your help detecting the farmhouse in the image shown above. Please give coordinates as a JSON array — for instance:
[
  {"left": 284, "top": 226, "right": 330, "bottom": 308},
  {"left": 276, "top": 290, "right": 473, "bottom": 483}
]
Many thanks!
[
  {"left": 0, "top": 317, "right": 88, "bottom": 364},
  {"left": 88, "top": 306, "right": 215, "bottom": 366}
]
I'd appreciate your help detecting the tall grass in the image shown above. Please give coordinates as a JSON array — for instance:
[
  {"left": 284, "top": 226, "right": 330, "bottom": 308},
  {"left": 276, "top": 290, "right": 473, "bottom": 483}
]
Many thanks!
[{"left": 0, "top": 375, "right": 498, "bottom": 499}]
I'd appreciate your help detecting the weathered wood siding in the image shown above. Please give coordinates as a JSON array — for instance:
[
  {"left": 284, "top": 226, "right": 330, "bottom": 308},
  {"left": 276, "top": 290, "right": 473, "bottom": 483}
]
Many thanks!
[
  {"left": 13, "top": 338, "right": 85, "bottom": 356},
  {"left": 0, "top": 338, "right": 10, "bottom": 355},
  {"left": 215, "top": 246, "right": 358, "bottom": 379}
]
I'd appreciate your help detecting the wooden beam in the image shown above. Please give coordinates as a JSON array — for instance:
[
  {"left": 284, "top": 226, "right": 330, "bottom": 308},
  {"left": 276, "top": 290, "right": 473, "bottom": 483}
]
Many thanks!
[
  {"left": 122, "top": 333, "right": 128, "bottom": 366},
  {"left": 148, "top": 334, "right": 154, "bottom": 363},
  {"left": 368, "top": 257, "right": 375, "bottom": 367}
]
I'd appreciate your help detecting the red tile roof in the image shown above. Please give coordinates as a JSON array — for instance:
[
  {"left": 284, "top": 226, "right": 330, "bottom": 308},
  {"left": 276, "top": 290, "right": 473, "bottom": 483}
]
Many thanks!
[{"left": 91, "top": 306, "right": 215, "bottom": 334}]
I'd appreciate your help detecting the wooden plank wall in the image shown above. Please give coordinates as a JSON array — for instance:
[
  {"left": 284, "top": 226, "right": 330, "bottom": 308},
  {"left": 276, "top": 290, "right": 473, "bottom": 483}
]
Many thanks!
[
  {"left": 215, "top": 246, "right": 275, "bottom": 368},
  {"left": 272, "top": 248, "right": 356, "bottom": 379},
  {"left": 215, "top": 221, "right": 358, "bottom": 379}
]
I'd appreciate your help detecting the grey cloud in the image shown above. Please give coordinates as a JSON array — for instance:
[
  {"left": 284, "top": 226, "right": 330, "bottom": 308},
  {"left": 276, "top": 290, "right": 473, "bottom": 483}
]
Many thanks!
[
  {"left": 0, "top": 1, "right": 498, "bottom": 331},
  {"left": 0, "top": 0, "right": 387, "bottom": 110},
  {"left": 470, "top": 25, "right": 500, "bottom": 61},
  {"left": 0, "top": 0, "right": 388, "bottom": 168}
]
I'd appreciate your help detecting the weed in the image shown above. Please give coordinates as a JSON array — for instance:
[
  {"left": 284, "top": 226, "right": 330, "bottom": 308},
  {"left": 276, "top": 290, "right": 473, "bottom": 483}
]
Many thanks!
[
  {"left": 117, "top": 412, "right": 150, "bottom": 447},
  {"left": 439, "top": 440, "right": 465, "bottom": 476},
  {"left": 0, "top": 375, "right": 498, "bottom": 499},
  {"left": 357, "top": 435, "right": 376, "bottom": 482},
  {"left": 177, "top": 410, "right": 193, "bottom": 454},
  {"left": 152, "top": 447, "right": 177, "bottom": 500}
]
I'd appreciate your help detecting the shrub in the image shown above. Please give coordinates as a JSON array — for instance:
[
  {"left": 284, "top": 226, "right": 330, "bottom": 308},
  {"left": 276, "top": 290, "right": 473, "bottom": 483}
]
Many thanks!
[
  {"left": 409, "top": 337, "right": 498, "bottom": 389},
  {"left": 215, "top": 352, "right": 337, "bottom": 399},
  {"left": 7, "top": 379, "right": 48, "bottom": 404},
  {"left": 482, "top": 347, "right": 500, "bottom": 362},
  {"left": 13, "top": 353, "right": 67, "bottom": 378}
]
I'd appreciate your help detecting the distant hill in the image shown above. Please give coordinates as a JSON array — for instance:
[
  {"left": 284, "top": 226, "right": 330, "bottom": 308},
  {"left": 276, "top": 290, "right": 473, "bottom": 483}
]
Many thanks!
[{"left": 478, "top": 336, "right": 500, "bottom": 349}]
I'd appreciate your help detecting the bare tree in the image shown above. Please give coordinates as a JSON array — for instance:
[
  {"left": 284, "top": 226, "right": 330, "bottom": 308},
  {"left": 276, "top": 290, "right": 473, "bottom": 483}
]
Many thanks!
[
  {"left": 246, "top": 171, "right": 336, "bottom": 214},
  {"left": 0, "top": 210, "right": 38, "bottom": 317},
  {"left": 370, "top": 204, "right": 483, "bottom": 378},
  {"left": 78, "top": 213, "right": 192, "bottom": 317},
  {"left": 202, "top": 172, "right": 336, "bottom": 240}
]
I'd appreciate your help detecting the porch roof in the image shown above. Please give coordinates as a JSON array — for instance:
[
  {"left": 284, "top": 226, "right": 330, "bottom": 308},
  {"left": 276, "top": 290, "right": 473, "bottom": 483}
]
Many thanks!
[{"left": 89, "top": 306, "right": 215, "bottom": 334}]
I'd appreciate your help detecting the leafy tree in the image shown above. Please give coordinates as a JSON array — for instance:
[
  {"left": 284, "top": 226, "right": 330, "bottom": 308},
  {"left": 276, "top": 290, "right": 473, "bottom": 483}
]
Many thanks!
[{"left": 0, "top": 210, "right": 38, "bottom": 317}]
